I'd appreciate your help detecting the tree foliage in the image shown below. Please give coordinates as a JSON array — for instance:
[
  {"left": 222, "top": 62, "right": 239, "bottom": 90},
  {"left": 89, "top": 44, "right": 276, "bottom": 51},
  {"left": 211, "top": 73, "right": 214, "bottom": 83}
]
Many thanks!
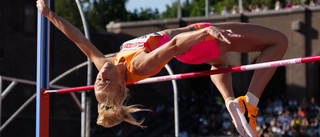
[
  {"left": 54, "top": 0, "right": 160, "bottom": 31},
  {"left": 54, "top": 0, "right": 83, "bottom": 29},
  {"left": 54, "top": 0, "right": 128, "bottom": 30},
  {"left": 53, "top": 0, "right": 283, "bottom": 30},
  {"left": 127, "top": 8, "right": 160, "bottom": 21},
  {"left": 83, "top": 0, "right": 128, "bottom": 30},
  {"left": 161, "top": 0, "right": 279, "bottom": 19}
]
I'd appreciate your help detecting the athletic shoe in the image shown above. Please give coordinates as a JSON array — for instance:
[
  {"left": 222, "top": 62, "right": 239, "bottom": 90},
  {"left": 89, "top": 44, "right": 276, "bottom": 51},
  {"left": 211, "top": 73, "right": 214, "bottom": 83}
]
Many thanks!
[
  {"left": 234, "top": 96, "right": 258, "bottom": 137},
  {"left": 226, "top": 100, "right": 249, "bottom": 137}
]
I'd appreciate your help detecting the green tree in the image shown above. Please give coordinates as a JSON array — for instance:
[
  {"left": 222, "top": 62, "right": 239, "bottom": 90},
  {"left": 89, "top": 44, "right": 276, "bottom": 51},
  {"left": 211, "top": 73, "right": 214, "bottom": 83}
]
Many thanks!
[
  {"left": 162, "top": 0, "right": 220, "bottom": 18},
  {"left": 54, "top": 0, "right": 161, "bottom": 30},
  {"left": 127, "top": 8, "right": 160, "bottom": 21},
  {"left": 161, "top": 0, "right": 278, "bottom": 19},
  {"left": 54, "top": 0, "right": 83, "bottom": 29},
  {"left": 162, "top": 2, "right": 179, "bottom": 18},
  {"left": 84, "top": 0, "right": 128, "bottom": 30},
  {"left": 54, "top": 0, "right": 128, "bottom": 30}
]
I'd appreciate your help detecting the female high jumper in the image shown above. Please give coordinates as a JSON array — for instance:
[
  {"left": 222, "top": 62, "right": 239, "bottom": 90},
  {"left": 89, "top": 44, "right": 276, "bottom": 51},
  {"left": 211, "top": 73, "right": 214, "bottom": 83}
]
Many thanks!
[{"left": 37, "top": 0, "right": 288, "bottom": 136}]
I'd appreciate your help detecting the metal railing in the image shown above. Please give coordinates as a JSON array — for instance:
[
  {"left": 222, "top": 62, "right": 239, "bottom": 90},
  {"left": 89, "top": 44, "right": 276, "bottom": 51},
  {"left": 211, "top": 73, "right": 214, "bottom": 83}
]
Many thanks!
[
  {"left": 0, "top": 76, "right": 82, "bottom": 133},
  {"left": 0, "top": 64, "right": 180, "bottom": 137}
]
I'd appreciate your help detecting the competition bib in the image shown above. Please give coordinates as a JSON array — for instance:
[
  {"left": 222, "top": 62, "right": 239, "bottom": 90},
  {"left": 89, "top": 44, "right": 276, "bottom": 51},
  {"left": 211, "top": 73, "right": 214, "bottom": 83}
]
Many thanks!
[{"left": 120, "top": 32, "right": 163, "bottom": 51}]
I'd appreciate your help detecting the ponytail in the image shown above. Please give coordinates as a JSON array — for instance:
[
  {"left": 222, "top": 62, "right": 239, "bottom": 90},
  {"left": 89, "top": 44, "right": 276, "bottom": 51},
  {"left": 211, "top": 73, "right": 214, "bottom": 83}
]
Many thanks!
[
  {"left": 95, "top": 86, "right": 151, "bottom": 128},
  {"left": 96, "top": 103, "right": 151, "bottom": 128}
]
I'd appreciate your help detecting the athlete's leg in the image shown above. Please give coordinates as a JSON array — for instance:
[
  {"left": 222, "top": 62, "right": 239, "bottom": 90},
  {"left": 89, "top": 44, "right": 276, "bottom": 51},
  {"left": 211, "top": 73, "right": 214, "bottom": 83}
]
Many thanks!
[
  {"left": 207, "top": 55, "right": 233, "bottom": 100},
  {"left": 248, "top": 37, "right": 288, "bottom": 98},
  {"left": 213, "top": 23, "right": 288, "bottom": 99},
  {"left": 206, "top": 55, "right": 249, "bottom": 136},
  {"left": 211, "top": 22, "right": 288, "bottom": 137},
  {"left": 237, "top": 26, "right": 287, "bottom": 137}
]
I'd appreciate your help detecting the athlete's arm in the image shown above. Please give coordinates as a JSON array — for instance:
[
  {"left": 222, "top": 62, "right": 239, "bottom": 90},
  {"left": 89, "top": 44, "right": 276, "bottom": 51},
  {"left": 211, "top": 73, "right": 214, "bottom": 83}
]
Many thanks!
[{"left": 36, "top": 0, "right": 111, "bottom": 70}]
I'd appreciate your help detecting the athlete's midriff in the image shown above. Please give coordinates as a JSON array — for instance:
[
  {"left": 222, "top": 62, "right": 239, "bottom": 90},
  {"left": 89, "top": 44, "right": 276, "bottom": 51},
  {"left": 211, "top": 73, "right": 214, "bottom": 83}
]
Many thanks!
[{"left": 113, "top": 32, "right": 171, "bottom": 83}]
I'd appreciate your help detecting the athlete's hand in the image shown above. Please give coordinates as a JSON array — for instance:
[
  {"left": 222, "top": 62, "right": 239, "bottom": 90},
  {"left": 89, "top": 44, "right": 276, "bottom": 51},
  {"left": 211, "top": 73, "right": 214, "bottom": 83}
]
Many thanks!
[
  {"left": 36, "top": 0, "right": 50, "bottom": 16},
  {"left": 206, "top": 26, "right": 243, "bottom": 44}
]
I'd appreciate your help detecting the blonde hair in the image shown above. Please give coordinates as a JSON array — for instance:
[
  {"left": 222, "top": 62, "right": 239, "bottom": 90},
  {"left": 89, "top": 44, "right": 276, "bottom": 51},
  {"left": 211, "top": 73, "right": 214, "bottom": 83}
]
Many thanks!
[{"left": 95, "top": 85, "right": 150, "bottom": 128}]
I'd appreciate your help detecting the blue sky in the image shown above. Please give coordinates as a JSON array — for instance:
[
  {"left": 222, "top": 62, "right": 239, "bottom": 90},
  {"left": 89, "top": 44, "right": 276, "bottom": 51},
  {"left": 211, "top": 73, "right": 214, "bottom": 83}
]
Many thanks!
[{"left": 125, "top": 0, "right": 183, "bottom": 13}]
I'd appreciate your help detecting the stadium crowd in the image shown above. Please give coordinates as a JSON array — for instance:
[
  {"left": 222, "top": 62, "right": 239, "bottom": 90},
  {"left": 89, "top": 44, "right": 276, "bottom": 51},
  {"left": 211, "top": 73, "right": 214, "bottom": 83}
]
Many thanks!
[
  {"left": 209, "top": 0, "right": 320, "bottom": 16},
  {"left": 175, "top": 90, "right": 320, "bottom": 137}
]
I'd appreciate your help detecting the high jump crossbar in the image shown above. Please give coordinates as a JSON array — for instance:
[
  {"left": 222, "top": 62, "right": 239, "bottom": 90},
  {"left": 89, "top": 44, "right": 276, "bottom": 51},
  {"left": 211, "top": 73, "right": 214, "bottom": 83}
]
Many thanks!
[{"left": 45, "top": 55, "right": 320, "bottom": 94}]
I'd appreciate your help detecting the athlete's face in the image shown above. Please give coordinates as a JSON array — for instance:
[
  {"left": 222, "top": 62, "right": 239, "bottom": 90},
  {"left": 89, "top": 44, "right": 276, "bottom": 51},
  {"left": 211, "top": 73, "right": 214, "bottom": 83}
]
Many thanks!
[{"left": 94, "top": 62, "right": 123, "bottom": 103}]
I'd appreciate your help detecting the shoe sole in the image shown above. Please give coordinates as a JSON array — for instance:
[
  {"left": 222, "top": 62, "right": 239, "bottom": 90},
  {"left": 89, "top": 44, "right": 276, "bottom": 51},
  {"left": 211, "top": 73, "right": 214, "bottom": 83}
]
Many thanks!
[
  {"left": 233, "top": 99, "right": 256, "bottom": 137},
  {"left": 227, "top": 101, "right": 249, "bottom": 137}
]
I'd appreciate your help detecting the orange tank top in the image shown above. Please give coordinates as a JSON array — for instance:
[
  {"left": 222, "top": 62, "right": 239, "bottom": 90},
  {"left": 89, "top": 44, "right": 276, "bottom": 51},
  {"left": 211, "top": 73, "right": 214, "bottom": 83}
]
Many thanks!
[{"left": 113, "top": 32, "right": 171, "bottom": 83}]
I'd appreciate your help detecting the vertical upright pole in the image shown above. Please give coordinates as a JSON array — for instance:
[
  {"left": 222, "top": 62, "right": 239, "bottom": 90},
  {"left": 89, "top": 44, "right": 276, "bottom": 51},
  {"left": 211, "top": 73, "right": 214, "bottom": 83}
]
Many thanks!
[
  {"left": 177, "top": 0, "right": 181, "bottom": 19},
  {"left": 0, "top": 76, "right": 2, "bottom": 137},
  {"left": 164, "top": 65, "right": 179, "bottom": 137},
  {"left": 205, "top": 0, "right": 209, "bottom": 17},
  {"left": 238, "top": 0, "right": 243, "bottom": 13},
  {"left": 36, "top": 0, "right": 51, "bottom": 137},
  {"left": 75, "top": 1, "right": 92, "bottom": 136}
]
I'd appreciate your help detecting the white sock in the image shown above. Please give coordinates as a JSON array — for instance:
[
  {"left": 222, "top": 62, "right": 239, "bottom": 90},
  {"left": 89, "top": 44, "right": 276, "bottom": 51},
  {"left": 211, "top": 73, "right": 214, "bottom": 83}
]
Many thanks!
[
  {"left": 225, "top": 97, "right": 235, "bottom": 104},
  {"left": 246, "top": 92, "right": 259, "bottom": 107}
]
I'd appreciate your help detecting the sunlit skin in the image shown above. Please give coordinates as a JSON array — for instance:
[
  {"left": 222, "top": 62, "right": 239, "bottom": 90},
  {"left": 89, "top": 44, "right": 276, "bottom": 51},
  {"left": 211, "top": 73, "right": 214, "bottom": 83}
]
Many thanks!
[{"left": 94, "top": 62, "right": 127, "bottom": 103}]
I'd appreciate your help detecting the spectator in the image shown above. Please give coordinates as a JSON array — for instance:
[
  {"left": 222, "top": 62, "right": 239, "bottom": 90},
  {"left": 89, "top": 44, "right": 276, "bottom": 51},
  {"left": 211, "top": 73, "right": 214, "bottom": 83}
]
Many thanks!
[
  {"left": 278, "top": 112, "right": 286, "bottom": 123},
  {"left": 262, "top": 5, "right": 269, "bottom": 11},
  {"left": 283, "top": 127, "right": 294, "bottom": 136},
  {"left": 253, "top": 5, "right": 261, "bottom": 12},
  {"left": 265, "top": 113, "right": 273, "bottom": 124},
  {"left": 282, "top": 119, "right": 290, "bottom": 130},
  {"left": 300, "top": 115, "right": 309, "bottom": 129},
  {"left": 270, "top": 117, "right": 277, "bottom": 127},
  {"left": 257, "top": 123, "right": 268, "bottom": 136},
  {"left": 221, "top": 6, "right": 230, "bottom": 15},
  {"left": 291, "top": 115, "right": 302, "bottom": 135},
  {"left": 179, "top": 129, "right": 189, "bottom": 137},
  {"left": 310, "top": 97, "right": 320, "bottom": 111},
  {"left": 247, "top": 4, "right": 253, "bottom": 12},
  {"left": 288, "top": 97, "right": 298, "bottom": 113},
  {"left": 292, "top": 1, "right": 302, "bottom": 8},
  {"left": 297, "top": 107, "right": 307, "bottom": 118},
  {"left": 275, "top": 1, "right": 282, "bottom": 10},
  {"left": 265, "top": 100, "right": 274, "bottom": 114},
  {"left": 271, "top": 124, "right": 282, "bottom": 135},
  {"left": 209, "top": 7, "right": 217, "bottom": 16},
  {"left": 231, "top": 5, "right": 238, "bottom": 14},
  {"left": 306, "top": 126, "right": 317, "bottom": 136},
  {"left": 308, "top": 97, "right": 320, "bottom": 120},
  {"left": 286, "top": 0, "right": 293, "bottom": 9},
  {"left": 274, "top": 102, "right": 283, "bottom": 115},
  {"left": 256, "top": 113, "right": 264, "bottom": 127},
  {"left": 239, "top": 6, "right": 245, "bottom": 13},
  {"left": 309, "top": 0, "right": 316, "bottom": 7},
  {"left": 315, "top": 118, "right": 320, "bottom": 133},
  {"left": 220, "top": 118, "right": 233, "bottom": 135},
  {"left": 303, "top": 0, "right": 309, "bottom": 7},
  {"left": 199, "top": 114, "right": 209, "bottom": 135},
  {"left": 273, "top": 96, "right": 283, "bottom": 106}
]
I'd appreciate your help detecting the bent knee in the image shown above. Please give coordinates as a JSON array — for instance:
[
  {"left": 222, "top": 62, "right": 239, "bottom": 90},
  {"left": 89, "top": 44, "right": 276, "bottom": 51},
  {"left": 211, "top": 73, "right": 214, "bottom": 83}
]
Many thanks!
[{"left": 275, "top": 32, "right": 288, "bottom": 53}]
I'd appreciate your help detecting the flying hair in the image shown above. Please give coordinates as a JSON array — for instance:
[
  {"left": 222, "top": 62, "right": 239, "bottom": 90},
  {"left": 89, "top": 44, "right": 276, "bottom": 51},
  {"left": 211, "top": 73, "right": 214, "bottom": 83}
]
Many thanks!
[{"left": 95, "top": 85, "right": 151, "bottom": 128}]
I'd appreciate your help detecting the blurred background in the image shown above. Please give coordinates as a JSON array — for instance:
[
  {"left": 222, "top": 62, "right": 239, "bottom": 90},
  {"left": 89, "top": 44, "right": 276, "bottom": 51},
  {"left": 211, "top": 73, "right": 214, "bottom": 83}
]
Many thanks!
[{"left": 1, "top": 0, "right": 320, "bottom": 136}]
